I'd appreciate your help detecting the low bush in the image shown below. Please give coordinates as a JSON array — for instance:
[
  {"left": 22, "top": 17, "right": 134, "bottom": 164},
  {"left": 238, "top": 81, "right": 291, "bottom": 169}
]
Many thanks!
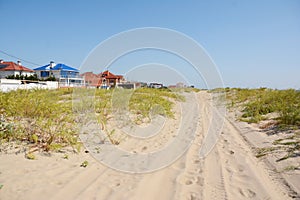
[{"left": 226, "top": 88, "right": 300, "bottom": 126}]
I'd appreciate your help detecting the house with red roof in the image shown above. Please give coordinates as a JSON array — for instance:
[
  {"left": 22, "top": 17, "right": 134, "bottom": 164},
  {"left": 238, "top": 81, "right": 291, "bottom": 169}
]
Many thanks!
[
  {"left": 81, "top": 70, "right": 125, "bottom": 88},
  {"left": 0, "top": 60, "right": 34, "bottom": 79}
]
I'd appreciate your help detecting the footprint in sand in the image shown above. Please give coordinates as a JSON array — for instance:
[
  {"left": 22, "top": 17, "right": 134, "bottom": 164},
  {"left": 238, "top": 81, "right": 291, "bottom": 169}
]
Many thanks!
[
  {"left": 177, "top": 176, "right": 195, "bottom": 185},
  {"left": 185, "top": 179, "right": 193, "bottom": 185},
  {"left": 193, "top": 159, "right": 200, "bottom": 164},
  {"left": 237, "top": 165, "right": 244, "bottom": 172},
  {"left": 141, "top": 146, "right": 147, "bottom": 151}
]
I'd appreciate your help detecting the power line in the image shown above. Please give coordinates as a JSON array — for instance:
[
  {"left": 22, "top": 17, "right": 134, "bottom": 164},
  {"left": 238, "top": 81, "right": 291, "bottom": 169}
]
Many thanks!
[{"left": 0, "top": 50, "right": 42, "bottom": 66}]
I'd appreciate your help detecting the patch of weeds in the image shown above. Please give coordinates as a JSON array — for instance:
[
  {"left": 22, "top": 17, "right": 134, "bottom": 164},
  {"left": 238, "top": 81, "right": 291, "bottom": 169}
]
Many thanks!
[
  {"left": 63, "top": 154, "right": 69, "bottom": 159},
  {"left": 271, "top": 132, "right": 300, "bottom": 162},
  {"left": 30, "top": 134, "right": 38, "bottom": 144},
  {"left": 129, "top": 88, "right": 183, "bottom": 120},
  {"left": 226, "top": 88, "right": 300, "bottom": 126},
  {"left": 106, "top": 129, "right": 120, "bottom": 145},
  {"left": 80, "top": 160, "right": 89, "bottom": 168},
  {"left": 282, "top": 165, "right": 300, "bottom": 172},
  {"left": 0, "top": 89, "right": 81, "bottom": 153},
  {"left": 95, "top": 147, "right": 101, "bottom": 154},
  {"left": 92, "top": 88, "right": 183, "bottom": 144},
  {"left": 255, "top": 147, "right": 277, "bottom": 158},
  {"left": 25, "top": 153, "right": 36, "bottom": 160}
]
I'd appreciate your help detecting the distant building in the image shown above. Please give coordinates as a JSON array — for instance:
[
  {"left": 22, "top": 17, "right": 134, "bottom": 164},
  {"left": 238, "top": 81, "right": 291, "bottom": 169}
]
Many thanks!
[
  {"left": 168, "top": 82, "right": 187, "bottom": 88},
  {"left": 176, "top": 82, "right": 185, "bottom": 88},
  {"left": 0, "top": 60, "right": 34, "bottom": 78},
  {"left": 80, "top": 72, "right": 100, "bottom": 87},
  {"left": 99, "top": 70, "right": 124, "bottom": 88},
  {"left": 81, "top": 70, "right": 125, "bottom": 88},
  {"left": 34, "top": 61, "right": 84, "bottom": 87},
  {"left": 149, "top": 83, "right": 163, "bottom": 89}
]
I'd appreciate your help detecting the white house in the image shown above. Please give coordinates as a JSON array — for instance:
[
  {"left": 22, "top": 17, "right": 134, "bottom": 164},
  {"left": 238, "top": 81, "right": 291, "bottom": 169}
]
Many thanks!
[
  {"left": 0, "top": 60, "right": 35, "bottom": 78},
  {"left": 34, "top": 61, "right": 84, "bottom": 87}
]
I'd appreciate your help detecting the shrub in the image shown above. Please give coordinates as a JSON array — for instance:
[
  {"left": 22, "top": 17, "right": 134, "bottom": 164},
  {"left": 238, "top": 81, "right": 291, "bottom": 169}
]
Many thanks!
[{"left": 226, "top": 88, "right": 300, "bottom": 126}]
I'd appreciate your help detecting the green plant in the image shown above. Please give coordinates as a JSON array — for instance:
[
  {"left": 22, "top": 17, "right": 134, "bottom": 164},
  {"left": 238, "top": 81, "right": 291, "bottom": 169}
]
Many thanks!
[
  {"left": 282, "top": 165, "right": 299, "bottom": 172},
  {"left": 25, "top": 153, "right": 36, "bottom": 160},
  {"left": 226, "top": 88, "right": 300, "bottom": 126},
  {"left": 0, "top": 87, "right": 184, "bottom": 152},
  {"left": 255, "top": 147, "right": 277, "bottom": 158},
  {"left": 0, "top": 89, "right": 80, "bottom": 152},
  {"left": 0, "top": 114, "right": 14, "bottom": 141},
  {"left": 80, "top": 160, "right": 88, "bottom": 167}
]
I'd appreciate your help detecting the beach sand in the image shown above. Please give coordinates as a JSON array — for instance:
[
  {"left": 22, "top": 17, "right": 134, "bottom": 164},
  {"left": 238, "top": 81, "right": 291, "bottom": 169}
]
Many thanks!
[{"left": 0, "top": 91, "right": 299, "bottom": 200}]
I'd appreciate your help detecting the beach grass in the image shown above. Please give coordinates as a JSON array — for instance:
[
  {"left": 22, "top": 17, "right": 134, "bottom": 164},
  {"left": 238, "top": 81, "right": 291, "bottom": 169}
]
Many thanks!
[
  {"left": 226, "top": 88, "right": 300, "bottom": 163},
  {"left": 226, "top": 88, "right": 300, "bottom": 126},
  {"left": 0, "top": 88, "right": 79, "bottom": 152},
  {"left": 0, "top": 87, "right": 184, "bottom": 152}
]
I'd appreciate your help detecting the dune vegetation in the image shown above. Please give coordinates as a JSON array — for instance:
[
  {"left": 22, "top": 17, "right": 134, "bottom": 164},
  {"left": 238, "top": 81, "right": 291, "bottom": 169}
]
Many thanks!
[
  {"left": 226, "top": 88, "right": 300, "bottom": 126},
  {"left": 0, "top": 88, "right": 183, "bottom": 154},
  {"left": 225, "top": 88, "right": 300, "bottom": 163}
]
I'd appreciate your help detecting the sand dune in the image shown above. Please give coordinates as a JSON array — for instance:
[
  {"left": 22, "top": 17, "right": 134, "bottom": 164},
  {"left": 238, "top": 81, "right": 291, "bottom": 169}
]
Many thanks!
[{"left": 0, "top": 91, "right": 298, "bottom": 200}]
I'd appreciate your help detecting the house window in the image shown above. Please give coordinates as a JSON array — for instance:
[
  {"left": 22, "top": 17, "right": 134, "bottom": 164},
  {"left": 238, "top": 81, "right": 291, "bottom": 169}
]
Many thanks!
[{"left": 41, "top": 71, "right": 50, "bottom": 77}]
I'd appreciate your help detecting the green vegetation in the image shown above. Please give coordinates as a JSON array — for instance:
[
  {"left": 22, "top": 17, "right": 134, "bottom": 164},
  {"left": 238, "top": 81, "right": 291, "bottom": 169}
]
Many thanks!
[
  {"left": 255, "top": 131, "right": 300, "bottom": 162},
  {"left": 226, "top": 88, "right": 300, "bottom": 126},
  {"left": 0, "top": 87, "right": 185, "bottom": 153},
  {"left": 282, "top": 165, "right": 300, "bottom": 172},
  {"left": 6, "top": 74, "right": 57, "bottom": 81},
  {"left": 226, "top": 88, "right": 300, "bottom": 165},
  {"left": 91, "top": 87, "right": 184, "bottom": 142},
  {"left": 6, "top": 74, "right": 38, "bottom": 81},
  {"left": 80, "top": 160, "right": 89, "bottom": 168},
  {"left": 25, "top": 153, "right": 36, "bottom": 160},
  {"left": 0, "top": 88, "right": 80, "bottom": 153},
  {"left": 129, "top": 88, "right": 184, "bottom": 119}
]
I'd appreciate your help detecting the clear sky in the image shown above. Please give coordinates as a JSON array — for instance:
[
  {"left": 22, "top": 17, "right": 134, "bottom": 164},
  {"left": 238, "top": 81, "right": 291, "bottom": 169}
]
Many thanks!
[{"left": 0, "top": 0, "right": 299, "bottom": 89}]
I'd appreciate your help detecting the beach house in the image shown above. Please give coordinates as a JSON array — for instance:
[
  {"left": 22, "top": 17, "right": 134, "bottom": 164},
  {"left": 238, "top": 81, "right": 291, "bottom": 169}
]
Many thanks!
[
  {"left": 81, "top": 70, "right": 125, "bottom": 88},
  {"left": 34, "top": 61, "right": 84, "bottom": 87},
  {"left": 0, "top": 60, "right": 35, "bottom": 79}
]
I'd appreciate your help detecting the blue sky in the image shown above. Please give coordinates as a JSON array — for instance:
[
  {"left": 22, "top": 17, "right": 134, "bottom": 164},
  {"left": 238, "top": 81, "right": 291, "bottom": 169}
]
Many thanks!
[{"left": 0, "top": 0, "right": 299, "bottom": 88}]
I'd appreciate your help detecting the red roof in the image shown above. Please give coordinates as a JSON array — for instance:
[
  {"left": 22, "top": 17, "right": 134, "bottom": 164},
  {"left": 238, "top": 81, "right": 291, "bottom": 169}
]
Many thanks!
[
  {"left": 80, "top": 70, "right": 124, "bottom": 87},
  {"left": 0, "top": 61, "right": 34, "bottom": 72},
  {"left": 81, "top": 72, "right": 100, "bottom": 78},
  {"left": 100, "top": 70, "right": 123, "bottom": 79}
]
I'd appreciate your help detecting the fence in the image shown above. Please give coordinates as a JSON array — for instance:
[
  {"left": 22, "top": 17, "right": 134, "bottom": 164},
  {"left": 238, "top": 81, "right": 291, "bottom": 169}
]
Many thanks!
[{"left": 0, "top": 79, "right": 58, "bottom": 92}]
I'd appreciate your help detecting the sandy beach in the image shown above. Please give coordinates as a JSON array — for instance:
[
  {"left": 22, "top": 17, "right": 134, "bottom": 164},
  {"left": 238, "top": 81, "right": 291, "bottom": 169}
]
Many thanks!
[{"left": 0, "top": 91, "right": 299, "bottom": 200}]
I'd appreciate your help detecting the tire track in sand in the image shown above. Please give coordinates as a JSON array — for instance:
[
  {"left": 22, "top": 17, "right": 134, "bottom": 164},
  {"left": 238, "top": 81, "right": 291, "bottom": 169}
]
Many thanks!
[{"left": 200, "top": 91, "right": 291, "bottom": 200}]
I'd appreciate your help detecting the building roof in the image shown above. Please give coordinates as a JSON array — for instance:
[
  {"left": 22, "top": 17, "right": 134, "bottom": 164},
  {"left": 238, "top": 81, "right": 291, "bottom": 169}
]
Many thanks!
[
  {"left": 34, "top": 63, "right": 79, "bottom": 72},
  {"left": 0, "top": 61, "right": 34, "bottom": 72},
  {"left": 81, "top": 72, "right": 100, "bottom": 78},
  {"left": 100, "top": 70, "right": 123, "bottom": 79}
]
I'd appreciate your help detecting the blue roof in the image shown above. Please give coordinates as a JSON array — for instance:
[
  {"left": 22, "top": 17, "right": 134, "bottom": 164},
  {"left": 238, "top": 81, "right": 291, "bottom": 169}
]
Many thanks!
[{"left": 34, "top": 63, "right": 79, "bottom": 72}]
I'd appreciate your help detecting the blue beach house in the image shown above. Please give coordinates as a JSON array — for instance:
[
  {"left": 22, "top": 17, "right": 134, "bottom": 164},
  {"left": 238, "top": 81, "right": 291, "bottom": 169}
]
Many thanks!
[{"left": 34, "top": 61, "right": 84, "bottom": 87}]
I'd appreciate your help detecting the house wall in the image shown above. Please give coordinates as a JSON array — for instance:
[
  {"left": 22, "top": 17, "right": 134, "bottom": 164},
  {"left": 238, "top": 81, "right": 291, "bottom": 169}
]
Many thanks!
[
  {"left": 0, "top": 71, "right": 34, "bottom": 78},
  {"left": 82, "top": 74, "right": 101, "bottom": 87},
  {"left": 36, "top": 70, "right": 79, "bottom": 80},
  {"left": 0, "top": 71, "right": 14, "bottom": 78}
]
